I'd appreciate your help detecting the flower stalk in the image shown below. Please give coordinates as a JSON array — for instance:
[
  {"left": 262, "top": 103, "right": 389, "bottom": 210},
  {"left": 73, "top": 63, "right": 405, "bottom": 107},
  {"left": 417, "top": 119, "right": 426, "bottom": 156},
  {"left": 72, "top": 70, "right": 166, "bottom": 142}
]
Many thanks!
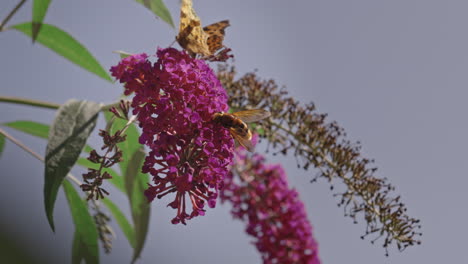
[
  {"left": 217, "top": 65, "right": 422, "bottom": 254},
  {"left": 0, "top": 95, "right": 61, "bottom": 110},
  {"left": 80, "top": 104, "right": 135, "bottom": 200}
]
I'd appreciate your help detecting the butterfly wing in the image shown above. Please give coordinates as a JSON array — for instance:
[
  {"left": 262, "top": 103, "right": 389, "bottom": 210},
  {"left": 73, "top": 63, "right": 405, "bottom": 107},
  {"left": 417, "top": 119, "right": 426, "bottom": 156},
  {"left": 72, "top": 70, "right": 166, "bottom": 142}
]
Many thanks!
[
  {"left": 177, "top": 0, "right": 211, "bottom": 56},
  {"left": 230, "top": 127, "right": 254, "bottom": 152},
  {"left": 203, "top": 20, "right": 230, "bottom": 54},
  {"left": 232, "top": 109, "right": 271, "bottom": 123}
]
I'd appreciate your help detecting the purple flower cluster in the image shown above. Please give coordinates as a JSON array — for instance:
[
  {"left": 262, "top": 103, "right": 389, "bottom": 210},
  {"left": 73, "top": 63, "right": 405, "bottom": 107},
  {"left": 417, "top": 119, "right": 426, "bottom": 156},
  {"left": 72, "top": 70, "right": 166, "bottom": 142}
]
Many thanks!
[
  {"left": 222, "top": 148, "right": 320, "bottom": 264},
  {"left": 111, "top": 48, "right": 234, "bottom": 224}
]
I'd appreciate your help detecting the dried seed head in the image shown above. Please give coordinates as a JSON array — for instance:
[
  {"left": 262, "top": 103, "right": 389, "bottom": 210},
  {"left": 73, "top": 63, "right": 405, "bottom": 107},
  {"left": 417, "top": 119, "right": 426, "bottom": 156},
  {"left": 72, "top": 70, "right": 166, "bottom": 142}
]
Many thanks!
[{"left": 217, "top": 65, "right": 422, "bottom": 254}]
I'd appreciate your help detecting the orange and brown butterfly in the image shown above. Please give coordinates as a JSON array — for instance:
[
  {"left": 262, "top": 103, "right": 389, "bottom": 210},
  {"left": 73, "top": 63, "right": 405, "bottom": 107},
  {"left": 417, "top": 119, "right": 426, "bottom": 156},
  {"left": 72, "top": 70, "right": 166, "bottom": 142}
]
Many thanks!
[
  {"left": 176, "top": 0, "right": 230, "bottom": 57},
  {"left": 213, "top": 109, "right": 271, "bottom": 152}
]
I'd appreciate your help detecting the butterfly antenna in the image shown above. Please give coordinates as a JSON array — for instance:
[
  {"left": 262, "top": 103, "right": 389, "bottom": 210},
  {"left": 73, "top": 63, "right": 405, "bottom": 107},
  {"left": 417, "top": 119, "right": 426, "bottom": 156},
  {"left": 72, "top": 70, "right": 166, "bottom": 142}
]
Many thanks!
[{"left": 168, "top": 39, "right": 177, "bottom": 48}]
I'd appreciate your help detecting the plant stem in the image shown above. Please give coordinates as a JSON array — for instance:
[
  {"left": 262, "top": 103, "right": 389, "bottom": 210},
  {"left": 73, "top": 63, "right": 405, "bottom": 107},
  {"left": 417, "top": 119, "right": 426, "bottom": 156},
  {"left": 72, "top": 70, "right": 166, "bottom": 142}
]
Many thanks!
[
  {"left": 0, "top": 127, "right": 43, "bottom": 161},
  {"left": 0, "top": 95, "right": 128, "bottom": 113},
  {"left": 0, "top": 127, "right": 82, "bottom": 186},
  {"left": 0, "top": 0, "right": 27, "bottom": 31},
  {"left": 0, "top": 95, "right": 61, "bottom": 110},
  {"left": 121, "top": 115, "right": 137, "bottom": 134}
]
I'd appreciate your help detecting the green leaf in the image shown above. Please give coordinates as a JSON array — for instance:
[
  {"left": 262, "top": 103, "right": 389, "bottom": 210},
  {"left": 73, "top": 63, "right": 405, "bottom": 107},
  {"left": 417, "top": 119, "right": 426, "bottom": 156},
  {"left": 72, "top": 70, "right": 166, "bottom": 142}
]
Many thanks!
[
  {"left": 83, "top": 144, "right": 94, "bottom": 153},
  {"left": 12, "top": 22, "right": 112, "bottom": 82},
  {"left": 32, "top": 0, "right": 52, "bottom": 42},
  {"left": 101, "top": 197, "right": 136, "bottom": 248},
  {"left": 72, "top": 231, "right": 86, "bottom": 264},
  {"left": 44, "top": 100, "right": 101, "bottom": 231},
  {"left": 113, "top": 50, "right": 133, "bottom": 59},
  {"left": 2, "top": 120, "right": 94, "bottom": 154},
  {"left": 76, "top": 157, "right": 125, "bottom": 193},
  {"left": 63, "top": 180, "right": 99, "bottom": 264},
  {"left": 0, "top": 134, "right": 5, "bottom": 158},
  {"left": 3, "top": 120, "right": 49, "bottom": 139},
  {"left": 135, "top": 0, "right": 175, "bottom": 28},
  {"left": 125, "top": 149, "right": 151, "bottom": 263}
]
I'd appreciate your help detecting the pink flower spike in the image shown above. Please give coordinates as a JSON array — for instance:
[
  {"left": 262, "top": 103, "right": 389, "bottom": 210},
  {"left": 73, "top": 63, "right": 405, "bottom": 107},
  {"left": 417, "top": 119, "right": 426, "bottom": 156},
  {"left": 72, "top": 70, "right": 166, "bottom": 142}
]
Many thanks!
[{"left": 222, "top": 147, "right": 321, "bottom": 264}]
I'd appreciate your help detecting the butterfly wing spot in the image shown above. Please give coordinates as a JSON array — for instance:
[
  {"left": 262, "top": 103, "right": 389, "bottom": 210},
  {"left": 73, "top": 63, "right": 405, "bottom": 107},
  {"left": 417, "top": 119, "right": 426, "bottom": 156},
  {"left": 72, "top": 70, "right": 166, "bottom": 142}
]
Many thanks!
[
  {"left": 206, "top": 36, "right": 224, "bottom": 53},
  {"left": 203, "top": 20, "right": 230, "bottom": 54}
]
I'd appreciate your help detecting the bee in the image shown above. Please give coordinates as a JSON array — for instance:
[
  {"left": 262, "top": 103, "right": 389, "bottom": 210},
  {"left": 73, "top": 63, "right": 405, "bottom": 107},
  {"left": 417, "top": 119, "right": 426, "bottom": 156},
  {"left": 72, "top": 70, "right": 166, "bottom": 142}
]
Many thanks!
[{"left": 213, "top": 109, "right": 271, "bottom": 152}]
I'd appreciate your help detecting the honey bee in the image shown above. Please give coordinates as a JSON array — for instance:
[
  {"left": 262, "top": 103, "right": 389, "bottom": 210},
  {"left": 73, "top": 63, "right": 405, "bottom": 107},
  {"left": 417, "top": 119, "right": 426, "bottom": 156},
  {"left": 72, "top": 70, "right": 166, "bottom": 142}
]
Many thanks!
[{"left": 213, "top": 109, "right": 271, "bottom": 152}]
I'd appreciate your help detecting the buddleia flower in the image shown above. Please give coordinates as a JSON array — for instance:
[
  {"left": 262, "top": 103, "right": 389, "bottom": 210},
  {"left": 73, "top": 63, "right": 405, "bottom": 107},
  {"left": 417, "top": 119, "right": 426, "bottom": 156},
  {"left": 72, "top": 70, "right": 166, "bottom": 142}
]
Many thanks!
[{"left": 111, "top": 48, "right": 234, "bottom": 224}]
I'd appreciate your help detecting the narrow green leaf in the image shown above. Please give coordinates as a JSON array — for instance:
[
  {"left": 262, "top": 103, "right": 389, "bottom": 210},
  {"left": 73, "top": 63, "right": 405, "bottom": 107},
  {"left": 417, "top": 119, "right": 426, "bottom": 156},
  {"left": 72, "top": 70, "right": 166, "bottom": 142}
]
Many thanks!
[
  {"left": 101, "top": 197, "right": 136, "bottom": 248},
  {"left": 125, "top": 148, "right": 151, "bottom": 263},
  {"left": 32, "top": 0, "right": 52, "bottom": 41},
  {"left": 44, "top": 100, "right": 101, "bottom": 231},
  {"left": 113, "top": 50, "right": 133, "bottom": 59},
  {"left": 63, "top": 180, "right": 99, "bottom": 264},
  {"left": 72, "top": 231, "right": 86, "bottom": 264},
  {"left": 12, "top": 22, "right": 112, "bottom": 82},
  {"left": 135, "top": 0, "right": 175, "bottom": 28},
  {"left": 2, "top": 120, "right": 94, "bottom": 154},
  {"left": 125, "top": 149, "right": 148, "bottom": 209},
  {"left": 76, "top": 157, "right": 125, "bottom": 193},
  {"left": 3, "top": 120, "right": 49, "bottom": 139},
  {"left": 0, "top": 134, "right": 5, "bottom": 158}
]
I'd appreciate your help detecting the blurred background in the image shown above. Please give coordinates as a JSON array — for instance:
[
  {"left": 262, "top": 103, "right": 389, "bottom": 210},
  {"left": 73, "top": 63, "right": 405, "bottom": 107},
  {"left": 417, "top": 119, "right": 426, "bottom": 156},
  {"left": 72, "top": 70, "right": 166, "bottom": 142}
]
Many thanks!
[{"left": 1, "top": 0, "right": 467, "bottom": 263}]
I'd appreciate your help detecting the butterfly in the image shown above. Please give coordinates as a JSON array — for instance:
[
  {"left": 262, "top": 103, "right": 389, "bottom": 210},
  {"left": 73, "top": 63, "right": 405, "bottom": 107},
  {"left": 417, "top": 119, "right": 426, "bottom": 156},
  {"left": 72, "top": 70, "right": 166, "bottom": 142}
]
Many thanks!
[{"left": 176, "top": 0, "right": 230, "bottom": 57}]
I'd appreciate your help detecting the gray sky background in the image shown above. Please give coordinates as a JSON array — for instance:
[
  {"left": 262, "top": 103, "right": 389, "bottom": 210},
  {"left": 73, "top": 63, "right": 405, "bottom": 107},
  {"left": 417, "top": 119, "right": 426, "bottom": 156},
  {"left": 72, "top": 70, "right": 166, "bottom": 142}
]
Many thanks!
[{"left": 1, "top": 0, "right": 466, "bottom": 263}]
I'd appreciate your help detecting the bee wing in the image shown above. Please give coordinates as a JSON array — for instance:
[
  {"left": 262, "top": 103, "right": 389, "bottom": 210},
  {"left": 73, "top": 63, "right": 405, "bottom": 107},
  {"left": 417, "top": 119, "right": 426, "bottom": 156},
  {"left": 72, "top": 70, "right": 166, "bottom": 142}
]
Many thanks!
[
  {"left": 232, "top": 109, "right": 271, "bottom": 123},
  {"left": 230, "top": 128, "right": 254, "bottom": 152}
]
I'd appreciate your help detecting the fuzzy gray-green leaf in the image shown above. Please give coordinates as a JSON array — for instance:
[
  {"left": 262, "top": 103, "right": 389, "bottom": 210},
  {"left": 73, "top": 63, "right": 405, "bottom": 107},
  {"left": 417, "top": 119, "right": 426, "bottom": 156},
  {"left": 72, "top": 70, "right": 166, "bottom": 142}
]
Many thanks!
[{"left": 44, "top": 100, "right": 100, "bottom": 231}]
